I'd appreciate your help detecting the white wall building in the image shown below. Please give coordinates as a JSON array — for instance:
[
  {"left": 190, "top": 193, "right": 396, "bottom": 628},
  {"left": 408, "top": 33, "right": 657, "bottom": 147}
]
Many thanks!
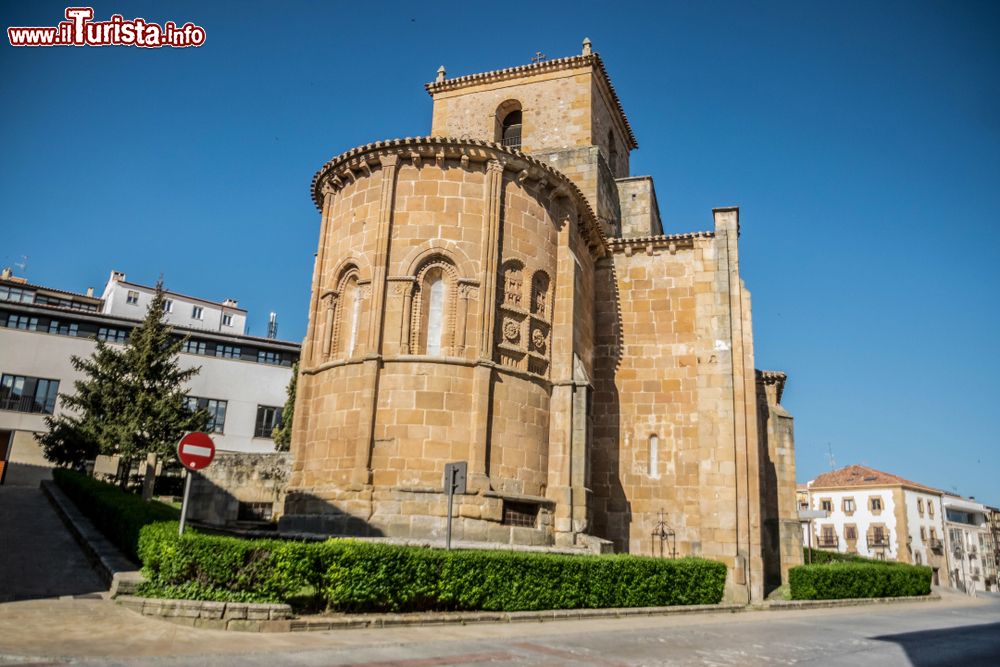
[
  {"left": 943, "top": 494, "right": 997, "bottom": 593},
  {"left": 0, "top": 268, "right": 299, "bottom": 485},
  {"left": 801, "top": 465, "right": 950, "bottom": 587}
]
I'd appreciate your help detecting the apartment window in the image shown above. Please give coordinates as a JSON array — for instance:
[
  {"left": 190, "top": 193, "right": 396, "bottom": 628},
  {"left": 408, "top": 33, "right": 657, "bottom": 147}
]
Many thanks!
[
  {"left": 254, "top": 405, "right": 282, "bottom": 439},
  {"left": 215, "top": 344, "right": 241, "bottom": 359},
  {"left": 928, "top": 502, "right": 935, "bottom": 517},
  {"left": 918, "top": 498, "right": 925, "bottom": 516},
  {"left": 920, "top": 527, "right": 927, "bottom": 541},
  {"left": 915, "top": 551, "right": 923, "bottom": 565},
  {"left": 48, "top": 320, "right": 79, "bottom": 337},
  {"left": 97, "top": 327, "right": 128, "bottom": 343},
  {"left": 222, "top": 313, "right": 233, "bottom": 327},
  {"left": 870, "top": 496, "right": 883, "bottom": 512},
  {"left": 162, "top": 299, "right": 173, "bottom": 313},
  {"left": 191, "top": 305, "right": 203, "bottom": 320},
  {"left": 843, "top": 498, "right": 856, "bottom": 514},
  {"left": 845, "top": 526, "right": 858, "bottom": 540},
  {"left": 185, "top": 396, "right": 227, "bottom": 433},
  {"left": 181, "top": 339, "right": 207, "bottom": 355},
  {"left": 126, "top": 290, "right": 139, "bottom": 305},
  {"left": 5, "top": 314, "right": 39, "bottom": 331},
  {"left": 820, "top": 499, "right": 832, "bottom": 512},
  {"left": 257, "top": 350, "right": 281, "bottom": 365},
  {"left": 0, "top": 285, "right": 35, "bottom": 303},
  {"left": 0, "top": 374, "right": 59, "bottom": 414},
  {"left": 871, "top": 525, "right": 889, "bottom": 547},
  {"left": 820, "top": 525, "right": 837, "bottom": 548}
]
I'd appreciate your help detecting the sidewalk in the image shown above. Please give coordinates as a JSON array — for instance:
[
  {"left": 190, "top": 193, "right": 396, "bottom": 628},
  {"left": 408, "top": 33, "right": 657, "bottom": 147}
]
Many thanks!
[{"left": 0, "top": 471, "right": 105, "bottom": 601}]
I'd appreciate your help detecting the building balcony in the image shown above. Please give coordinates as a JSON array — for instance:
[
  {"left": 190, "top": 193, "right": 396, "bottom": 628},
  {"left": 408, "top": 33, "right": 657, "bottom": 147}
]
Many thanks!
[
  {"left": 929, "top": 538, "right": 944, "bottom": 552},
  {"left": 869, "top": 537, "right": 891, "bottom": 549},
  {"left": 0, "top": 395, "right": 53, "bottom": 415},
  {"left": 817, "top": 536, "right": 839, "bottom": 548}
]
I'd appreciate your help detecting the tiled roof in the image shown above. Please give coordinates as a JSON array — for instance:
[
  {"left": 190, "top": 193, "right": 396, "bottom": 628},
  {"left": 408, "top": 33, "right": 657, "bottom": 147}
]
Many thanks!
[
  {"left": 810, "top": 464, "right": 942, "bottom": 494},
  {"left": 425, "top": 53, "right": 638, "bottom": 150}
]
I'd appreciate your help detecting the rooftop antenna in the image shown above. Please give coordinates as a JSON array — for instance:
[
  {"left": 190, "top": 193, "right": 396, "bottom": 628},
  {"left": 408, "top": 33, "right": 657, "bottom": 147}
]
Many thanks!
[
  {"left": 267, "top": 312, "right": 278, "bottom": 339},
  {"left": 826, "top": 443, "right": 836, "bottom": 470}
]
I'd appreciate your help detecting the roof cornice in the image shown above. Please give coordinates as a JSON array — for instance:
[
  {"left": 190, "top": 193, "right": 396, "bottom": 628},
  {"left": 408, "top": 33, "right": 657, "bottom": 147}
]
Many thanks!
[
  {"left": 424, "top": 53, "right": 638, "bottom": 150},
  {"left": 311, "top": 136, "right": 609, "bottom": 259}
]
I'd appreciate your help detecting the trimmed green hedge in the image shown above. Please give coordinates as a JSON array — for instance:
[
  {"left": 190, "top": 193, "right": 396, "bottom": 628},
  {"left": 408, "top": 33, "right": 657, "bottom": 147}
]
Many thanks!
[
  {"left": 138, "top": 522, "right": 727, "bottom": 612},
  {"left": 789, "top": 562, "right": 932, "bottom": 600},
  {"left": 802, "top": 547, "right": 879, "bottom": 565},
  {"left": 52, "top": 468, "right": 179, "bottom": 562},
  {"left": 52, "top": 468, "right": 728, "bottom": 612}
]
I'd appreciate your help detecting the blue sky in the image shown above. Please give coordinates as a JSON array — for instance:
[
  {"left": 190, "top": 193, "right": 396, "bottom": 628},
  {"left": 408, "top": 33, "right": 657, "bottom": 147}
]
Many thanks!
[{"left": 2, "top": 1, "right": 998, "bottom": 503}]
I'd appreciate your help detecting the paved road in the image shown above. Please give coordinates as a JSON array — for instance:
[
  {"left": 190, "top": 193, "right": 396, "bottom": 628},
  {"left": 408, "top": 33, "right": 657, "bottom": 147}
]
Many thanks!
[
  {"left": 1, "top": 595, "right": 997, "bottom": 666},
  {"left": 0, "top": 473, "right": 105, "bottom": 601}
]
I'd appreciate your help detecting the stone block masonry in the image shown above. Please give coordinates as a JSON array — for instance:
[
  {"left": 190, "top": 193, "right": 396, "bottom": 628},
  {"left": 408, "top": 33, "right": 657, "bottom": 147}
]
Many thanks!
[{"left": 283, "top": 41, "right": 801, "bottom": 604}]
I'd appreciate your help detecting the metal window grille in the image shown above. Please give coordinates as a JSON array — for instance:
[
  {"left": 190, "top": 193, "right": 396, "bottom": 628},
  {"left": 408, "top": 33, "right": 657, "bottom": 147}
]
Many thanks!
[
  {"left": 501, "top": 501, "right": 538, "bottom": 528},
  {"left": 237, "top": 502, "right": 273, "bottom": 521}
]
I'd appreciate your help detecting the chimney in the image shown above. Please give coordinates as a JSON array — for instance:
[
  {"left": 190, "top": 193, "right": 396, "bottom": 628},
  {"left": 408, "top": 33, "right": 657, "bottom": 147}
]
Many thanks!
[
  {"left": 222, "top": 298, "right": 238, "bottom": 308},
  {"left": 1, "top": 267, "right": 11, "bottom": 280},
  {"left": 110, "top": 270, "right": 125, "bottom": 283},
  {"left": 86, "top": 287, "right": 94, "bottom": 297}
]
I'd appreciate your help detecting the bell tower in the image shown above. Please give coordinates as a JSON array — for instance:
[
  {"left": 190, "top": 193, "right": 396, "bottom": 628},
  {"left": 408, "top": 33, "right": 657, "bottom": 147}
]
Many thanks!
[{"left": 426, "top": 39, "right": 641, "bottom": 237}]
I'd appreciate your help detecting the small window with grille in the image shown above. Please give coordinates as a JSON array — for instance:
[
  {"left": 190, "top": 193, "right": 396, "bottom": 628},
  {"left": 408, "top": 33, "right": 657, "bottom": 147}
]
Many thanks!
[
  {"left": 237, "top": 502, "right": 273, "bottom": 521},
  {"left": 501, "top": 501, "right": 538, "bottom": 528}
]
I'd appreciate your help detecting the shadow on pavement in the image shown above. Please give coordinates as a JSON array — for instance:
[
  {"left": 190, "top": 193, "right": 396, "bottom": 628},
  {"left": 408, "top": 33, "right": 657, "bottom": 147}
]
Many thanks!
[{"left": 872, "top": 621, "right": 1000, "bottom": 667}]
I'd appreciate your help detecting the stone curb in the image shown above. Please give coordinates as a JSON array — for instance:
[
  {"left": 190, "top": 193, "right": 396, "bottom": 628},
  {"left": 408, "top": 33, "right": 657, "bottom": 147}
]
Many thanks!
[
  {"left": 115, "top": 596, "right": 293, "bottom": 632},
  {"left": 764, "top": 593, "right": 942, "bottom": 610},
  {"left": 289, "top": 603, "right": 746, "bottom": 632},
  {"left": 40, "top": 479, "right": 146, "bottom": 597}
]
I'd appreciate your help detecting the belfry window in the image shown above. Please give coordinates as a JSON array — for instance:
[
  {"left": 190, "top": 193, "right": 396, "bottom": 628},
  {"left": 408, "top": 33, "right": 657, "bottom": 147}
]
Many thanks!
[{"left": 501, "top": 110, "right": 522, "bottom": 149}]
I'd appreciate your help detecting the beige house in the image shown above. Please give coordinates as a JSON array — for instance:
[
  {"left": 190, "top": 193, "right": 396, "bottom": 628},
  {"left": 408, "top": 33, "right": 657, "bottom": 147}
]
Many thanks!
[
  {"left": 802, "top": 465, "right": 950, "bottom": 586},
  {"left": 283, "top": 42, "right": 802, "bottom": 603}
]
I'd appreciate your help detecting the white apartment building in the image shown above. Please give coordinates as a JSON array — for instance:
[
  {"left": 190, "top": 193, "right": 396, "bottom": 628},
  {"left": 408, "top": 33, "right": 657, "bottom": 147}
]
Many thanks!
[
  {"left": 943, "top": 494, "right": 997, "bottom": 593},
  {"left": 0, "top": 269, "right": 299, "bottom": 485},
  {"left": 802, "top": 465, "right": 950, "bottom": 587}
]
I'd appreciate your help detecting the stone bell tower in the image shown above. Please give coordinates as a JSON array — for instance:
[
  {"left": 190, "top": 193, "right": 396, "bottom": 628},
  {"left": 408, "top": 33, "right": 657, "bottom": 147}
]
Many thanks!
[{"left": 426, "top": 38, "right": 643, "bottom": 238}]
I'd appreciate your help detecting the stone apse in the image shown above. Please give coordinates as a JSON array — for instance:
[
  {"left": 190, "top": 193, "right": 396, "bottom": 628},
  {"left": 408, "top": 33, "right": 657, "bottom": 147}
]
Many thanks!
[{"left": 281, "top": 42, "right": 802, "bottom": 603}]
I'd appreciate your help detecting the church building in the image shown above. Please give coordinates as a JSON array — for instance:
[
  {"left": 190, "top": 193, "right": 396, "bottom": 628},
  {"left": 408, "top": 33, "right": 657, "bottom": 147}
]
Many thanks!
[{"left": 282, "top": 41, "right": 802, "bottom": 603}]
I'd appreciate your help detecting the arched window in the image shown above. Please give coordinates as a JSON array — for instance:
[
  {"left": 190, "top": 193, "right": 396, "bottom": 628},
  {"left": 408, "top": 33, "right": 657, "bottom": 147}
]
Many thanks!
[
  {"left": 495, "top": 100, "right": 523, "bottom": 150},
  {"left": 412, "top": 259, "right": 456, "bottom": 356},
  {"left": 424, "top": 272, "right": 446, "bottom": 356},
  {"left": 501, "top": 111, "right": 522, "bottom": 149},
  {"left": 648, "top": 434, "right": 659, "bottom": 478}
]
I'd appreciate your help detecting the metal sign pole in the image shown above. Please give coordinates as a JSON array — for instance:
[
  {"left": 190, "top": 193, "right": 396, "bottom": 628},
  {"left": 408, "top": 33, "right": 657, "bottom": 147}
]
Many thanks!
[
  {"left": 446, "top": 467, "right": 455, "bottom": 550},
  {"left": 178, "top": 471, "right": 193, "bottom": 536}
]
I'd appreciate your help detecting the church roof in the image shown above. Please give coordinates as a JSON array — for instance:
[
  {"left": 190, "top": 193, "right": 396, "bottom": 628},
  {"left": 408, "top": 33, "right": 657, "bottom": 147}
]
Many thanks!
[
  {"left": 425, "top": 53, "right": 638, "bottom": 151},
  {"left": 810, "top": 464, "right": 942, "bottom": 494}
]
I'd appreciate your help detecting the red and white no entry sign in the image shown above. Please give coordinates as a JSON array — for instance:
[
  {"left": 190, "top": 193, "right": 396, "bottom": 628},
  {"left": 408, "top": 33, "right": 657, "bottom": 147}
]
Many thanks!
[{"left": 177, "top": 431, "right": 215, "bottom": 471}]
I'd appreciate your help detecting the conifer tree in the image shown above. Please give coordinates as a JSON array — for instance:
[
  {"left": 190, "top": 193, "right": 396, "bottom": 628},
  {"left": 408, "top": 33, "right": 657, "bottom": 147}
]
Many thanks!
[
  {"left": 272, "top": 361, "right": 297, "bottom": 452},
  {"left": 40, "top": 285, "right": 209, "bottom": 483}
]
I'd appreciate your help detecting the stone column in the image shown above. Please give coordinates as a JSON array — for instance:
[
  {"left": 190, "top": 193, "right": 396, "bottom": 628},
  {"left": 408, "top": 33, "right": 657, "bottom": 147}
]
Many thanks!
[
  {"left": 353, "top": 153, "right": 399, "bottom": 486},
  {"left": 470, "top": 158, "right": 505, "bottom": 488},
  {"left": 306, "top": 184, "right": 336, "bottom": 365},
  {"left": 455, "top": 282, "right": 472, "bottom": 352},
  {"left": 399, "top": 280, "right": 415, "bottom": 354},
  {"left": 321, "top": 292, "right": 338, "bottom": 360}
]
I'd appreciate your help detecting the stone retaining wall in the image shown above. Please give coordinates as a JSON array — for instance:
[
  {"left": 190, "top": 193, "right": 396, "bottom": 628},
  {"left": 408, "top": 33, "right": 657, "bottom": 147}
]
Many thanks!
[{"left": 116, "top": 596, "right": 293, "bottom": 632}]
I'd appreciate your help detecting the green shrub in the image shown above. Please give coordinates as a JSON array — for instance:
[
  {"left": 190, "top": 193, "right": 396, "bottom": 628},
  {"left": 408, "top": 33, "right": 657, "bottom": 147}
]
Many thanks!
[
  {"left": 802, "top": 547, "right": 881, "bottom": 565},
  {"left": 137, "top": 524, "right": 728, "bottom": 612},
  {"left": 52, "top": 468, "right": 179, "bottom": 562},
  {"left": 789, "top": 562, "right": 932, "bottom": 600}
]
